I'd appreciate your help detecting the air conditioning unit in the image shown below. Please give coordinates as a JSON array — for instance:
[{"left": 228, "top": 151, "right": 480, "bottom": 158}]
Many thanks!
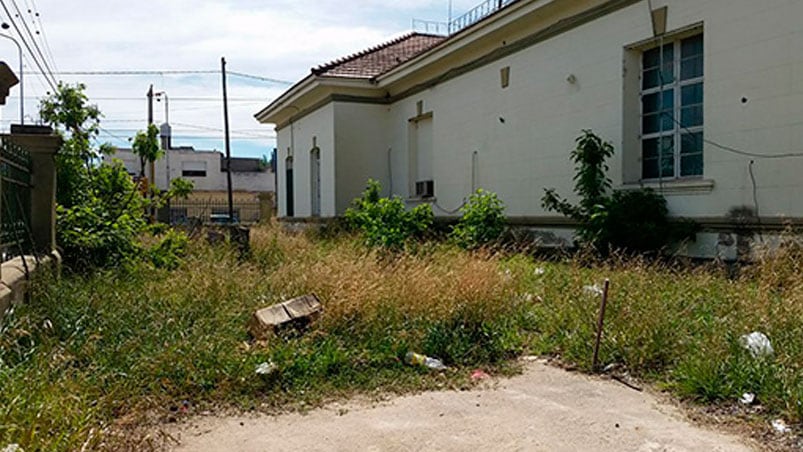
[{"left": 415, "top": 180, "right": 434, "bottom": 198}]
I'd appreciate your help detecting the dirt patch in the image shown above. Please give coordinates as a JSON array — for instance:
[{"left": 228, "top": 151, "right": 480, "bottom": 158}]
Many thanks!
[{"left": 168, "top": 362, "right": 755, "bottom": 451}]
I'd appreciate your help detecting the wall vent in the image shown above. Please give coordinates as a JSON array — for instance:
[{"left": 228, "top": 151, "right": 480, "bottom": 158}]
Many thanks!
[{"left": 415, "top": 180, "right": 434, "bottom": 198}]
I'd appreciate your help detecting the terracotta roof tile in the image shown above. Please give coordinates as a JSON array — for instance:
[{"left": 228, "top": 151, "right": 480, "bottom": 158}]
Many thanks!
[{"left": 312, "top": 32, "right": 446, "bottom": 79}]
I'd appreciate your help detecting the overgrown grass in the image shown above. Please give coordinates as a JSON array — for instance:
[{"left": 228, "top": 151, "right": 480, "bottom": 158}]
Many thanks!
[
  {"left": 0, "top": 225, "right": 531, "bottom": 450},
  {"left": 1, "top": 224, "right": 801, "bottom": 450},
  {"left": 512, "top": 244, "right": 803, "bottom": 423}
]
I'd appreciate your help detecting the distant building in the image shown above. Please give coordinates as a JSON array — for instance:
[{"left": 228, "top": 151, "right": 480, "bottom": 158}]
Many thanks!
[
  {"left": 104, "top": 146, "right": 275, "bottom": 224},
  {"left": 106, "top": 146, "right": 274, "bottom": 193}
]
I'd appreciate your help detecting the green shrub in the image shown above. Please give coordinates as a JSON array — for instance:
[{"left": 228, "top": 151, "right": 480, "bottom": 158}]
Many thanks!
[
  {"left": 147, "top": 229, "right": 190, "bottom": 270},
  {"left": 345, "top": 179, "right": 433, "bottom": 250},
  {"left": 56, "top": 162, "right": 146, "bottom": 269},
  {"left": 599, "top": 189, "right": 697, "bottom": 253},
  {"left": 542, "top": 130, "right": 696, "bottom": 254},
  {"left": 450, "top": 189, "right": 506, "bottom": 249}
]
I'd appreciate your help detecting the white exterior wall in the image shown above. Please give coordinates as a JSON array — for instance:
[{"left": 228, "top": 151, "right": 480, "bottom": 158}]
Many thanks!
[
  {"left": 333, "top": 103, "right": 391, "bottom": 212},
  {"left": 275, "top": 103, "right": 336, "bottom": 218},
  {"left": 273, "top": 0, "right": 803, "bottom": 231}
]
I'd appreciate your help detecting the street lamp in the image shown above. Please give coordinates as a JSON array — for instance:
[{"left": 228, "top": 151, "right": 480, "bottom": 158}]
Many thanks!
[
  {"left": 154, "top": 91, "right": 171, "bottom": 189},
  {"left": 0, "top": 22, "right": 23, "bottom": 125},
  {"left": 154, "top": 91, "right": 169, "bottom": 125}
]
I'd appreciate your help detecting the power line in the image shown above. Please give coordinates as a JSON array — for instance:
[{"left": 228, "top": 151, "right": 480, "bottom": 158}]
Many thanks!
[
  {"left": 97, "top": 125, "right": 129, "bottom": 143},
  {"left": 25, "top": 0, "right": 58, "bottom": 74},
  {"left": 36, "top": 69, "right": 293, "bottom": 86},
  {"left": 228, "top": 71, "right": 293, "bottom": 85},
  {"left": 8, "top": 95, "right": 267, "bottom": 102},
  {"left": 100, "top": 126, "right": 275, "bottom": 139},
  {"left": 0, "top": 0, "right": 55, "bottom": 90},
  {"left": 660, "top": 109, "right": 803, "bottom": 160},
  {"left": 9, "top": 0, "right": 55, "bottom": 85}
]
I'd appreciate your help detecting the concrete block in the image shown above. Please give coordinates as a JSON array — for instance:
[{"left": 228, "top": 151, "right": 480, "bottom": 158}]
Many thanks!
[
  {"left": 249, "top": 294, "right": 323, "bottom": 340},
  {"left": 0, "top": 264, "right": 27, "bottom": 304},
  {"left": 6, "top": 256, "right": 38, "bottom": 276},
  {"left": 0, "top": 284, "right": 12, "bottom": 320},
  {"left": 282, "top": 294, "right": 323, "bottom": 320}
]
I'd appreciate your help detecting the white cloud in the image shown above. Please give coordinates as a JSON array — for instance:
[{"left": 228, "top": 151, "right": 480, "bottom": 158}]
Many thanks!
[{"left": 0, "top": 0, "right": 488, "bottom": 156}]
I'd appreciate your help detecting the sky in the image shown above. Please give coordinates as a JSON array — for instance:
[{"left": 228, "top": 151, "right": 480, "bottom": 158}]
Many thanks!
[{"left": 0, "top": 0, "right": 483, "bottom": 159}]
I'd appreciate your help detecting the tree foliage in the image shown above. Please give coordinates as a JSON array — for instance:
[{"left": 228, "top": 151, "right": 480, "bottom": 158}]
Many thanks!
[
  {"left": 132, "top": 123, "right": 163, "bottom": 178},
  {"left": 39, "top": 82, "right": 106, "bottom": 208}
]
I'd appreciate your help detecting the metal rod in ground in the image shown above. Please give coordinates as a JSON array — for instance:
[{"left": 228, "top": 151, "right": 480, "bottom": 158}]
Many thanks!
[{"left": 592, "top": 279, "right": 611, "bottom": 372}]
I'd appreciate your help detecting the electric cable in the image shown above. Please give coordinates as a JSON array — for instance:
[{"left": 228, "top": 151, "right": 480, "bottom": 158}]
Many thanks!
[
  {"left": 0, "top": 0, "right": 56, "bottom": 90},
  {"left": 9, "top": 0, "right": 55, "bottom": 84}
]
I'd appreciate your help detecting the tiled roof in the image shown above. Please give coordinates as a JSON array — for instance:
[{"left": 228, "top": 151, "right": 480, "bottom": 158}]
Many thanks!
[{"left": 312, "top": 33, "right": 446, "bottom": 79}]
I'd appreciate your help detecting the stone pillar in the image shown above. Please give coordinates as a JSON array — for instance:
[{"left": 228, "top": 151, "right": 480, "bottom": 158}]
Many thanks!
[
  {"left": 258, "top": 192, "right": 275, "bottom": 223},
  {"left": 8, "top": 128, "right": 62, "bottom": 254}
]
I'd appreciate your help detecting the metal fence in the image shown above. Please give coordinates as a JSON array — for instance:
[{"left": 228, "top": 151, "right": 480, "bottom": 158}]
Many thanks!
[
  {"left": 0, "top": 137, "right": 33, "bottom": 262},
  {"left": 164, "top": 198, "right": 264, "bottom": 225},
  {"left": 448, "top": 0, "right": 519, "bottom": 33},
  {"left": 412, "top": 0, "right": 520, "bottom": 36},
  {"left": 411, "top": 19, "right": 450, "bottom": 35}
]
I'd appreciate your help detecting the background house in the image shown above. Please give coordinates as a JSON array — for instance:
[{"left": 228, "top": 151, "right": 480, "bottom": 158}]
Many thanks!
[
  {"left": 256, "top": 0, "right": 803, "bottom": 258},
  {"left": 105, "top": 145, "right": 275, "bottom": 223}
]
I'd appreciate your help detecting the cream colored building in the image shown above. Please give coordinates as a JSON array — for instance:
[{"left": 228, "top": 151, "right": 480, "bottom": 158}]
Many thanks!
[{"left": 256, "top": 0, "right": 803, "bottom": 257}]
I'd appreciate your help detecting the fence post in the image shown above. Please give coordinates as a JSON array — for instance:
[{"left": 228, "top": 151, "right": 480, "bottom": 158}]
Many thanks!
[{"left": 9, "top": 127, "right": 62, "bottom": 255}]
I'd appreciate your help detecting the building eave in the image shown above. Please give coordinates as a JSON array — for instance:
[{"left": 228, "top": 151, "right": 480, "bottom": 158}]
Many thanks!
[{"left": 255, "top": 75, "right": 381, "bottom": 128}]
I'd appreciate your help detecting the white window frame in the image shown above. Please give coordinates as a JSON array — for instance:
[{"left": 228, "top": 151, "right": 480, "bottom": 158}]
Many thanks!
[{"left": 640, "top": 32, "right": 704, "bottom": 181}]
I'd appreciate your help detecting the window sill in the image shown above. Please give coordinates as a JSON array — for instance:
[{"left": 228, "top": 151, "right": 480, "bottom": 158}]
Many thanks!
[
  {"left": 406, "top": 196, "right": 436, "bottom": 203},
  {"left": 620, "top": 178, "right": 714, "bottom": 195}
]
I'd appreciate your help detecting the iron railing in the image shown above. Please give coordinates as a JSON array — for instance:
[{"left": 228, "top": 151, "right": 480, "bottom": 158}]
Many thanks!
[
  {"left": 449, "top": 0, "right": 519, "bottom": 33},
  {"left": 164, "top": 198, "right": 263, "bottom": 225},
  {"left": 0, "top": 136, "right": 33, "bottom": 261},
  {"left": 413, "top": 0, "right": 521, "bottom": 36},
  {"left": 411, "top": 19, "right": 450, "bottom": 35}
]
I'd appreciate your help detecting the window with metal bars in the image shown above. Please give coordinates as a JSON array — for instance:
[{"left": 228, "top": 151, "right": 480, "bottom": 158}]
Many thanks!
[{"left": 640, "top": 33, "right": 704, "bottom": 180}]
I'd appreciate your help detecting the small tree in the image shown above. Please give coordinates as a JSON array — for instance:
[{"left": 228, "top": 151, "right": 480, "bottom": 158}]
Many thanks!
[
  {"left": 450, "top": 189, "right": 506, "bottom": 249},
  {"left": 39, "top": 82, "right": 105, "bottom": 207},
  {"left": 542, "top": 130, "right": 695, "bottom": 254},
  {"left": 132, "top": 123, "right": 163, "bottom": 184},
  {"left": 542, "top": 130, "right": 614, "bottom": 246}
]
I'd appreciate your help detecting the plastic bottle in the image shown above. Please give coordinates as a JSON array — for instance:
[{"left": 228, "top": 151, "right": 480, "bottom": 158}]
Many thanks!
[{"left": 405, "top": 352, "right": 447, "bottom": 370}]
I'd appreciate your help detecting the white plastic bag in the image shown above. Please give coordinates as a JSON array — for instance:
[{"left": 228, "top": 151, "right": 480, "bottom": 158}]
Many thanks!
[{"left": 739, "top": 332, "right": 774, "bottom": 358}]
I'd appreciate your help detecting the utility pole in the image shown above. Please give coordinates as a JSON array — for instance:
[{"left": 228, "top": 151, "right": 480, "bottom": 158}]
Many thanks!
[
  {"left": 143, "top": 84, "right": 153, "bottom": 179},
  {"left": 146, "top": 84, "right": 156, "bottom": 221},
  {"left": 221, "top": 57, "right": 234, "bottom": 223}
]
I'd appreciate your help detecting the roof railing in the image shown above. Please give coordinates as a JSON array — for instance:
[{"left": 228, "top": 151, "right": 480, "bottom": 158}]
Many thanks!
[
  {"left": 411, "top": 19, "right": 450, "bottom": 36},
  {"left": 412, "top": 0, "right": 520, "bottom": 36},
  {"left": 449, "top": 0, "right": 519, "bottom": 33}
]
